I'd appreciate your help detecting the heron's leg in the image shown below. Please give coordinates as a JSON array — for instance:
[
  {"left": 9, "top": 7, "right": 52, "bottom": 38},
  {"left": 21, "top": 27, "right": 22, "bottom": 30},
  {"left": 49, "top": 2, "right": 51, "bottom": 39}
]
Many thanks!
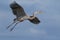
[
  {"left": 10, "top": 21, "right": 20, "bottom": 31},
  {"left": 7, "top": 22, "right": 16, "bottom": 29},
  {"left": 7, "top": 19, "right": 17, "bottom": 29}
]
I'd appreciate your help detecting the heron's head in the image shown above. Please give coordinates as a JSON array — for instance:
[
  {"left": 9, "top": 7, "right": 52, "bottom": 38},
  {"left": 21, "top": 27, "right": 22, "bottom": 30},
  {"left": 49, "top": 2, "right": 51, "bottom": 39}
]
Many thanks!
[
  {"left": 33, "top": 11, "right": 43, "bottom": 16},
  {"left": 34, "top": 11, "right": 43, "bottom": 14}
]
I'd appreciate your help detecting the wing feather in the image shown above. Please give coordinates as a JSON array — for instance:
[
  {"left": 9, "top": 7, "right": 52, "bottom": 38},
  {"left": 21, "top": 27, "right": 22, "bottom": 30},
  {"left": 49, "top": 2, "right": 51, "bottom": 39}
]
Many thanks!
[
  {"left": 28, "top": 16, "right": 40, "bottom": 24},
  {"left": 10, "top": 2, "right": 26, "bottom": 18}
]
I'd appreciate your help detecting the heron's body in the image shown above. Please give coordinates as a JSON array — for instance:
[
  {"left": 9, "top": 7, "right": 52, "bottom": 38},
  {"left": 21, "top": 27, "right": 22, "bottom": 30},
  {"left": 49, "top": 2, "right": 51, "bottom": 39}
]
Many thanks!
[{"left": 7, "top": 1, "right": 41, "bottom": 31}]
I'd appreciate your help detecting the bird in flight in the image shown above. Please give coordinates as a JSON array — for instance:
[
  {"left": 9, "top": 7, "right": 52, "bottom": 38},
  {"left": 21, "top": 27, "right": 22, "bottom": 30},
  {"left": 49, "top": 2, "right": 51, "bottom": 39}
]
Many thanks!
[{"left": 7, "top": 1, "right": 42, "bottom": 31}]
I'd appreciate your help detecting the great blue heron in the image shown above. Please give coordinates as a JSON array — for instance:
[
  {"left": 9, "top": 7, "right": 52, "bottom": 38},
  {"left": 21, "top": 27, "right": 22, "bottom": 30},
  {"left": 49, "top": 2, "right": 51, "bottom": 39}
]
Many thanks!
[{"left": 7, "top": 1, "right": 42, "bottom": 31}]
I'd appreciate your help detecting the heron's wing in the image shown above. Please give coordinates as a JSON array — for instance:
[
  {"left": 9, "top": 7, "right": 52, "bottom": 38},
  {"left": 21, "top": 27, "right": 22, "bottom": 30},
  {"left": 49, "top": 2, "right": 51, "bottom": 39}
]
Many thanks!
[
  {"left": 10, "top": 2, "right": 26, "bottom": 18},
  {"left": 28, "top": 16, "right": 40, "bottom": 24}
]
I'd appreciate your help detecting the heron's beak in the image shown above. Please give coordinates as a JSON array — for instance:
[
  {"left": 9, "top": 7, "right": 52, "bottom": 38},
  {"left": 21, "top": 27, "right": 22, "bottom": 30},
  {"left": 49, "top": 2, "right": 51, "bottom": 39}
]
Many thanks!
[
  {"left": 37, "top": 11, "right": 43, "bottom": 14},
  {"left": 33, "top": 10, "right": 43, "bottom": 16},
  {"left": 34, "top": 11, "right": 43, "bottom": 15}
]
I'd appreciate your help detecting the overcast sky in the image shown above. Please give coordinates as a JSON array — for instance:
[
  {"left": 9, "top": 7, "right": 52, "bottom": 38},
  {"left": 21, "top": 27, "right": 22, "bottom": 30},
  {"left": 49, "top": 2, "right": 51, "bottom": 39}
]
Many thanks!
[{"left": 0, "top": 0, "right": 60, "bottom": 40}]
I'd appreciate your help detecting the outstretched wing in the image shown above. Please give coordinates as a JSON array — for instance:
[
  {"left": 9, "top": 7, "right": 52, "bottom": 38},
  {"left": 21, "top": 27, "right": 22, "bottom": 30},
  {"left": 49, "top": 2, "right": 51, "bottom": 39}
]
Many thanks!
[
  {"left": 10, "top": 1, "right": 26, "bottom": 18},
  {"left": 28, "top": 16, "right": 40, "bottom": 24}
]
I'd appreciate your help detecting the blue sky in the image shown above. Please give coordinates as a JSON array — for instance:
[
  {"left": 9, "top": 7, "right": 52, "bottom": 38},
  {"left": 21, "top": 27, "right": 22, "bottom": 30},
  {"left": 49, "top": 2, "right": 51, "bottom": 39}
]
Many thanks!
[{"left": 0, "top": 0, "right": 60, "bottom": 40}]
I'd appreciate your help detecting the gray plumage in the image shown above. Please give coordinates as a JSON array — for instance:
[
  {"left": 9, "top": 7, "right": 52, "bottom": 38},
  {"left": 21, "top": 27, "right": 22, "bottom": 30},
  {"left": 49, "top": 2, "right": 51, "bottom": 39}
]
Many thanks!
[
  {"left": 7, "top": 1, "right": 41, "bottom": 31},
  {"left": 10, "top": 2, "right": 26, "bottom": 18}
]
